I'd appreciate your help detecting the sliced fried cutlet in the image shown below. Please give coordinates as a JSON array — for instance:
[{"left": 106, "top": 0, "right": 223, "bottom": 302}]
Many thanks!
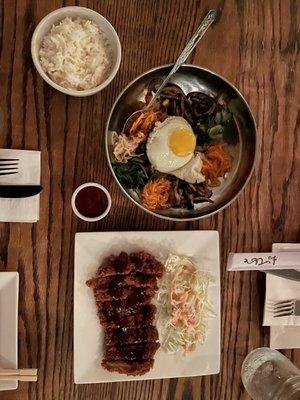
[
  {"left": 96, "top": 252, "right": 131, "bottom": 277},
  {"left": 96, "top": 251, "right": 164, "bottom": 278},
  {"left": 124, "top": 274, "right": 158, "bottom": 288},
  {"left": 129, "top": 251, "right": 164, "bottom": 277},
  {"left": 97, "top": 292, "right": 156, "bottom": 319},
  {"left": 104, "top": 326, "right": 159, "bottom": 346},
  {"left": 104, "top": 342, "right": 159, "bottom": 361},
  {"left": 86, "top": 250, "right": 164, "bottom": 377},
  {"left": 102, "top": 359, "right": 154, "bottom": 376},
  {"left": 86, "top": 274, "right": 158, "bottom": 290},
  {"left": 94, "top": 286, "right": 157, "bottom": 302},
  {"left": 98, "top": 304, "right": 156, "bottom": 329}
]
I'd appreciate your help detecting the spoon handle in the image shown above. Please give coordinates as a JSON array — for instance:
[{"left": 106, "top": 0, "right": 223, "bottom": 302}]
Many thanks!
[{"left": 149, "top": 9, "right": 217, "bottom": 106}]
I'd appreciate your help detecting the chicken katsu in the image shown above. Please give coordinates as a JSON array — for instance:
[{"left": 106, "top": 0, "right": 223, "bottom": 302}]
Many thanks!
[
  {"left": 86, "top": 251, "right": 164, "bottom": 376},
  {"left": 92, "top": 251, "right": 164, "bottom": 278},
  {"left": 93, "top": 286, "right": 157, "bottom": 302},
  {"left": 102, "top": 360, "right": 154, "bottom": 376},
  {"left": 104, "top": 342, "right": 160, "bottom": 361},
  {"left": 98, "top": 304, "right": 156, "bottom": 329},
  {"left": 86, "top": 273, "right": 158, "bottom": 290},
  {"left": 104, "top": 326, "right": 159, "bottom": 346}
]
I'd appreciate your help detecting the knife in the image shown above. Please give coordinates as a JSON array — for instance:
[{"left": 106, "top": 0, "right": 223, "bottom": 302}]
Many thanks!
[{"left": 0, "top": 185, "right": 43, "bottom": 198}]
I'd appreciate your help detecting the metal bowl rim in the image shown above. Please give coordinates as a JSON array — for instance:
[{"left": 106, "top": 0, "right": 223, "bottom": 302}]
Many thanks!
[{"left": 105, "top": 63, "right": 258, "bottom": 221}]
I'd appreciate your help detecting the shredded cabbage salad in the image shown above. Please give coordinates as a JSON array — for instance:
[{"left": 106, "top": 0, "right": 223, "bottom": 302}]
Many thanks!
[{"left": 157, "top": 254, "right": 214, "bottom": 354}]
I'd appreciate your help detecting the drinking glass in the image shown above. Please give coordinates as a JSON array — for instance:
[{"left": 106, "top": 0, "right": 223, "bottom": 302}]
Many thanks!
[{"left": 241, "top": 347, "right": 300, "bottom": 400}]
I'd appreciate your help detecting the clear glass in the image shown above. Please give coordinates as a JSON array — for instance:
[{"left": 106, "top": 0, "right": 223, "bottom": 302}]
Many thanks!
[{"left": 241, "top": 347, "right": 300, "bottom": 400}]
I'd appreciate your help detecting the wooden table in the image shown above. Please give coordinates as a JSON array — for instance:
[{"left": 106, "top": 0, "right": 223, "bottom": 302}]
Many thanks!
[{"left": 0, "top": 0, "right": 299, "bottom": 399}]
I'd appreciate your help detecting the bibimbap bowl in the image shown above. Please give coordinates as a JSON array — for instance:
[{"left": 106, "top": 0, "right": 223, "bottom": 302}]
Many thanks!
[{"left": 106, "top": 64, "right": 257, "bottom": 221}]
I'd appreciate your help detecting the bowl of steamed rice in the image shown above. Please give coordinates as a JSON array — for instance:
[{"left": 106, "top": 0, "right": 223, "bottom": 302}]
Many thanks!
[{"left": 31, "top": 6, "right": 121, "bottom": 97}]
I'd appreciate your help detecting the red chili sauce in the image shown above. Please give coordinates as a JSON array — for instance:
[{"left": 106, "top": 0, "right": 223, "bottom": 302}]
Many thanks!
[{"left": 75, "top": 186, "right": 108, "bottom": 218}]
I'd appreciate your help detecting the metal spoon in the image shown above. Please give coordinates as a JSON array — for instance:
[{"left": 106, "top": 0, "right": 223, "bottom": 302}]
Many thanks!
[{"left": 122, "top": 9, "right": 218, "bottom": 135}]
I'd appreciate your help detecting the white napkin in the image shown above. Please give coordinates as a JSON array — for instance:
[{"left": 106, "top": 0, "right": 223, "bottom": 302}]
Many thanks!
[
  {"left": 267, "top": 243, "right": 300, "bottom": 349},
  {"left": 0, "top": 149, "right": 41, "bottom": 223},
  {"left": 270, "top": 326, "right": 300, "bottom": 350}
]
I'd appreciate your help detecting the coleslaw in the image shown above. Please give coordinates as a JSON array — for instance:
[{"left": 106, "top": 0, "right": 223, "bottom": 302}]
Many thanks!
[{"left": 157, "top": 254, "right": 213, "bottom": 354}]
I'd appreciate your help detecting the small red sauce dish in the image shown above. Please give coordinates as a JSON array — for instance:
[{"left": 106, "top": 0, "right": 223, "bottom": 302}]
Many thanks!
[{"left": 71, "top": 183, "right": 111, "bottom": 222}]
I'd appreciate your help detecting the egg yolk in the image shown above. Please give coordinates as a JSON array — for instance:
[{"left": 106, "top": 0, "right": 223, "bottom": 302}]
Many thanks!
[{"left": 170, "top": 128, "right": 196, "bottom": 157}]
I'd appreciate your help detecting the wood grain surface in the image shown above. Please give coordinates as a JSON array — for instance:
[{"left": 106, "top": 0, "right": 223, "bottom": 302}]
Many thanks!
[{"left": 0, "top": 0, "right": 299, "bottom": 399}]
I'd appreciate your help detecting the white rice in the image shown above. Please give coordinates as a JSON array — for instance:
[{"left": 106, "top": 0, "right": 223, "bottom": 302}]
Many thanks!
[{"left": 39, "top": 17, "right": 112, "bottom": 91}]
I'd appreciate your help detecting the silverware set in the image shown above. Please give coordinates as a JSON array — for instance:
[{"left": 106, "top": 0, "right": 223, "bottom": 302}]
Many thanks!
[{"left": 0, "top": 158, "right": 43, "bottom": 198}]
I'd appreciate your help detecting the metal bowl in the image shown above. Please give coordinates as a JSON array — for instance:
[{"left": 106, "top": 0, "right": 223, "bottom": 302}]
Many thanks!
[{"left": 106, "top": 64, "right": 257, "bottom": 221}]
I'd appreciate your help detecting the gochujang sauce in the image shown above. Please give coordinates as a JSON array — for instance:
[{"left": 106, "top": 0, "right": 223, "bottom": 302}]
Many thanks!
[{"left": 75, "top": 186, "right": 108, "bottom": 218}]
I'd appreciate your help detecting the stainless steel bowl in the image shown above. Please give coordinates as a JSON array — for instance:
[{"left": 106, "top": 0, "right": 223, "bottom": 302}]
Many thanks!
[{"left": 106, "top": 64, "right": 257, "bottom": 221}]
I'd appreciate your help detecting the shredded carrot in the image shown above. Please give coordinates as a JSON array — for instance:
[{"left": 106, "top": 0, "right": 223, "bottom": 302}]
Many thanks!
[
  {"left": 142, "top": 178, "right": 172, "bottom": 210},
  {"left": 201, "top": 144, "right": 231, "bottom": 186},
  {"left": 129, "top": 109, "right": 166, "bottom": 141}
]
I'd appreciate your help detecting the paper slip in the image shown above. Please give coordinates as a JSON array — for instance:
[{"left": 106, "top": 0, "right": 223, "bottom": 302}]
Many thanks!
[{"left": 227, "top": 252, "right": 300, "bottom": 271}]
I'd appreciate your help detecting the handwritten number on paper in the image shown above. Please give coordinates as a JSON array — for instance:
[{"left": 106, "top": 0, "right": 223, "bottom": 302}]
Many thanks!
[{"left": 243, "top": 255, "right": 278, "bottom": 267}]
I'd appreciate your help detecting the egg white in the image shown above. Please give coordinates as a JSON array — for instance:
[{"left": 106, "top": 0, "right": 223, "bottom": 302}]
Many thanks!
[
  {"left": 146, "top": 117, "right": 195, "bottom": 173},
  {"left": 170, "top": 154, "right": 206, "bottom": 183}
]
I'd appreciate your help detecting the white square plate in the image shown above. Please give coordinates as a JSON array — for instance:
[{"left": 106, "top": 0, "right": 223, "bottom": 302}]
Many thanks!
[
  {"left": 0, "top": 272, "right": 19, "bottom": 391},
  {"left": 74, "top": 230, "right": 220, "bottom": 383}
]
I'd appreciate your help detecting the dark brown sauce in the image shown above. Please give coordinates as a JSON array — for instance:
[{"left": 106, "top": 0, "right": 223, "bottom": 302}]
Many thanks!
[
  {"left": 124, "top": 289, "right": 148, "bottom": 311},
  {"left": 75, "top": 185, "right": 108, "bottom": 218},
  {"left": 94, "top": 275, "right": 124, "bottom": 290},
  {"left": 109, "top": 285, "right": 123, "bottom": 300},
  {"left": 115, "top": 343, "right": 147, "bottom": 361},
  {"left": 130, "top": 255, "right": 143, "bottom": 270},
  {"left": 111, "top": 327, "right": 129, "bottom": 343},
  {"left": 102, "top": 289, "right": 150, "bottom": 319},
  {"left": 112, "top": 252, "right": 129, "bottom": 273}
]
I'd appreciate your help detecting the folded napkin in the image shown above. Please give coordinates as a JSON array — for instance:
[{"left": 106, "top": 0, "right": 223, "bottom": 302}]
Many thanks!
[
  {"left": 270, "top": 326, "right": 300, "bottom": 350},
  {"left": 0, "top": 149, "right": 41, "bottom": 223},
  {"left": 266, "top": 243, "right": 300, "bottom": 349}
]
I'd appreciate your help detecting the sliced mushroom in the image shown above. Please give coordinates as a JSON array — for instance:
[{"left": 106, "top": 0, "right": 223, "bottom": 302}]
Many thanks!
[
  {"left": 159, "top": 84, "right": 186, "bottom": 100},
  {"left": 193, "top": 196, "right": 214, "bottom": 204},
  {"left": 187, "top": 92, "right": 216, "bottom": 118},
  {"left": 172, "top": 179, "right": 181, "bottom": 206},
  {"left": 183, "top": 185, "right": 194, "bottom": 209}
]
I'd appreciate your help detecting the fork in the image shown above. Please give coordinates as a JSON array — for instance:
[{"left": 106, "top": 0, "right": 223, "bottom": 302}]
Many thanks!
[
  {"left": 0, "top": 158, "right": 19, "bottom": 176},
  {"left": 270, "top": 299, "right": 300, "bottom": 317}
]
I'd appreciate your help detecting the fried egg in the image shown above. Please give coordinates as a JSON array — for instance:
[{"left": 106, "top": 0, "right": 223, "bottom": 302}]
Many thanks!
[
  {"left": 170, "top": 154, "right": 206, "bottom": 183},
  {"left": 146, "top": 117, "right": 196, "bottom": 173}
]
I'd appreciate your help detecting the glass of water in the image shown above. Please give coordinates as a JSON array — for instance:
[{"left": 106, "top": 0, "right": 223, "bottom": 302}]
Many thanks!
[{"left": 241, "top": 347, "right": 300, "bottom": 400}]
